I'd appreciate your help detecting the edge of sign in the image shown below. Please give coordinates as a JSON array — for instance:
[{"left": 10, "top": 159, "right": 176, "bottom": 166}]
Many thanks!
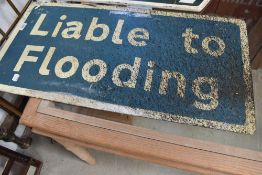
[
  {"left": 0, "top": 2, "right": 256, "bottom": 134},
  {"left": 73, "top": 0, "right": 211, "bottom": 12}
]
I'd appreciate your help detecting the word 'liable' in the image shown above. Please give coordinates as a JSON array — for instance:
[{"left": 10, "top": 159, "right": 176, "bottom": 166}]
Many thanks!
[{"left": 30, "top": 14, "right": 149, "bottom": 47}]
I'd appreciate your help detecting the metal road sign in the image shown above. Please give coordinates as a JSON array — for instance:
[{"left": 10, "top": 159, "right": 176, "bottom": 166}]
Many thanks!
[{"left": 0, "top": 3, "right": 255, "bottom": 133}]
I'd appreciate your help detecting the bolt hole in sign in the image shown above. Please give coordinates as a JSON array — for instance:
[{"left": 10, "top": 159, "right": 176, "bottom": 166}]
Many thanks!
[{"left": 0, "top": 2, "right": 255, "bottom": 134}]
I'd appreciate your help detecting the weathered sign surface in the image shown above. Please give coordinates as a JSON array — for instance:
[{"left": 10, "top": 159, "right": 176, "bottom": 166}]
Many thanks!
[{"left": 0, "top": 3, "right": 255, "bottom": 133}]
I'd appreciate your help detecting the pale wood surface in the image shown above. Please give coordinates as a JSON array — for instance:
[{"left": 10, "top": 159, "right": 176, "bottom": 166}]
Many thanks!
[
  {"left": 32, "top": 128, "right": 217, "bottom": 175},
  {"left": 43, "top": 100, "right": 132, "bottom": 125},
  {"left": 53, "top": 137, "right": 96, "bottom": 165},
  {"left": 20, "top": 98, "right": 262, "bottom": 175},
  {"left": 37, "top": 100, "right": 262, "bottom": 162}
]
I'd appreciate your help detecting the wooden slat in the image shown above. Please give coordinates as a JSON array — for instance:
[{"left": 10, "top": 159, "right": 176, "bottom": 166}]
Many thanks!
[
  {"left": 50, "top": 101, "right": 132, "bottom": 124},
  {"left": 33, "top": 128, "right": 217, "bottom": 175},
  {"left": 249, "top": 18, "right": 262, "bottom": 58},
  {"left": 54, "top": 137, "right": 96, "bottom": 165},
  {"left": 2, "top": 158, "right": 14, "bottom": 175},
  {"left": 0, "top": 0, "right": 33, "bottom": 46},
  {"left": 204, "top": 0, "right": 262, "bottom": 31},
  {"left": 252, "top": 47, "right": 262, "bottom": 69},
  {"left": 0, "top": 96, "right": 22, "bottom": 117},
  {"left": 21, "top": 112, "right": 262, "bottom": 175},
  {"left": 37, "top": 99, "right": 262, "bottom": 162},
  {"left": 201, "top": 0, "right": 220, "bottom": 14},
  {"left": 7, "top": 0, "right": 21, "bottom": 16},
  {"left": 20, "top": 98, "right": 262, "bottom": 175},
  {"left": 249, "top": 18, "right": 262, "bottom": 69}
]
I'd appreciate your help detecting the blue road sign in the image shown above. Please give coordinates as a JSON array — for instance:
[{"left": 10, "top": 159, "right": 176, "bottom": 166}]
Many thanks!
[{"left": 0, "top": 3, "right": 255, "bottom": 133}]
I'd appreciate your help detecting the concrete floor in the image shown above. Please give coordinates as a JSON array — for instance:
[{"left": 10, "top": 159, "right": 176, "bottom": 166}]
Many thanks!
[{"left": 16, "top": 69, "right": 262, "bottom": 175}]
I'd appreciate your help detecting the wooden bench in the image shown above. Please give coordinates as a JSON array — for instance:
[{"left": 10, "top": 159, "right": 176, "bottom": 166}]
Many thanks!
[{"left": 20, "top": 98, "right": 262, "bottom": 175}]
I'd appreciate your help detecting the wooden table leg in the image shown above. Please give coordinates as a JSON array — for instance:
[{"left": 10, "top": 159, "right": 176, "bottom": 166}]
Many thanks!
[
  {"left": 55, "top": 138, "right": 96, "bottom": 165},
  {"left": 33, "top": 129, "right": 96, "bottom": 165}
]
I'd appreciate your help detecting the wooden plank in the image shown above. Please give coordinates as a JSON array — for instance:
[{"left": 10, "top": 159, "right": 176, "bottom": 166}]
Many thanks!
[
  {"left": 249, "top": 18, "right": 262, "bottom": 58},
  {"left": 249, "top": 18, "right": 262, "bottom": 69},
  {"left": 20, "top": 112, "right": 262, "bottom": 175},
  {"left": 54, "top": 137, "right": 96, "bottom": 165},
  {"left": 48, "top": 101, "right": 132, "bottom": 125},
  {"left": 201, "top": 0, "right": 220, "bottom": 14},
  {"left": 252, "top": 47, "right": 262, "bottom": 69},
  {"left": 36, "top": 99, "right": 262, "bottom": 162},
  {"left": 0, "top": 96, "right": 22, "bottom": 117},
  {"left": 203, "top": 0, "right": 262, "bottom": 31},
  {"left": 32, "top": 128, "right": 217, "bottom": 175},
  {"left": 20, "top": 98, "right": 262, "bottom": 175}
]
